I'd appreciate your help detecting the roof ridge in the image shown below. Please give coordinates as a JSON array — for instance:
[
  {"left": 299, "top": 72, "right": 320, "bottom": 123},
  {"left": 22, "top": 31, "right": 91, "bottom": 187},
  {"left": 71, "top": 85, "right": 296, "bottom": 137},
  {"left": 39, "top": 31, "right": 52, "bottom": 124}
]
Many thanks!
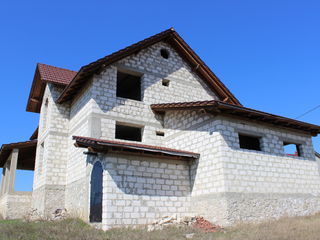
[
  {"left": 57, "top": 28, "right": 240, "bottom": 105},
  {"left": 37, "top": 62, "right": 78, "bottom": 73}
]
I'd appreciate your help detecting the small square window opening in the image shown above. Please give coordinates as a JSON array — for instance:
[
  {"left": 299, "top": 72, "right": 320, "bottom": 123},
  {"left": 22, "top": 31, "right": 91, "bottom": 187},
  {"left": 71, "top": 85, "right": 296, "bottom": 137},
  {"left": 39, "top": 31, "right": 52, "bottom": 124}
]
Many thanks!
[
  {"left": 162, "top": 79, "right": 170, "bottom": 87},
  {"left": 156, "top": 131, "right": 165, "bottom": 137}
]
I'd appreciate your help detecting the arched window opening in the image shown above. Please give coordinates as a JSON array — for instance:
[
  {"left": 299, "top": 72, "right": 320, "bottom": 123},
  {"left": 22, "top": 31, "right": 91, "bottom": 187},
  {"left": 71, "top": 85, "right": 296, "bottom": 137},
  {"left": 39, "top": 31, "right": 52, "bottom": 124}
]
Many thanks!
[{"left": 90, "top": 161, "right": 103, "bottom": 222}]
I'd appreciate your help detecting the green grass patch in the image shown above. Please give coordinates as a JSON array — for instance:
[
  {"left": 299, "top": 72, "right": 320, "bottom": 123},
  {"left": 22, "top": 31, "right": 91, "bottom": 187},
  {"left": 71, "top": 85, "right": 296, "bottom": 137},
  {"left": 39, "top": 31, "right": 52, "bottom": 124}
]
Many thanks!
[{"left": 0, "top": 214, "right": 319, "bottom": 240}]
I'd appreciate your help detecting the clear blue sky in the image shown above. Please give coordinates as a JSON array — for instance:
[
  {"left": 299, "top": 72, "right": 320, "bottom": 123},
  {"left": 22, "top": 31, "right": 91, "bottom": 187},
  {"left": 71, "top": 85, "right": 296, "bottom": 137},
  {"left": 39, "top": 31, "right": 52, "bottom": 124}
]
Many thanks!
[{"left": 0, "top": 0, "right": 319, "bottom": 191}]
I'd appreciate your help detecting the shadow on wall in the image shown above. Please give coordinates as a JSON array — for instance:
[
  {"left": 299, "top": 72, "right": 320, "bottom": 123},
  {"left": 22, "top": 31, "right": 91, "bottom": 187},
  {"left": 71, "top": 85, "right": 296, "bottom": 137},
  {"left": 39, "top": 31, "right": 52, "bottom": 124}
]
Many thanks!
[{"left": 88, "top": 153, "right": 192, "bottom": 198}]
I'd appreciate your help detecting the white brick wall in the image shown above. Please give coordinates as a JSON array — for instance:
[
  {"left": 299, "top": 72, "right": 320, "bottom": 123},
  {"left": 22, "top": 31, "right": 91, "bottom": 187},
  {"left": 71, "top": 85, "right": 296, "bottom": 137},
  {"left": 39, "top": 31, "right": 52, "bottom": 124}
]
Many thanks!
[{"left": 101, "top": 154, "right": 192, "bottom": 230}]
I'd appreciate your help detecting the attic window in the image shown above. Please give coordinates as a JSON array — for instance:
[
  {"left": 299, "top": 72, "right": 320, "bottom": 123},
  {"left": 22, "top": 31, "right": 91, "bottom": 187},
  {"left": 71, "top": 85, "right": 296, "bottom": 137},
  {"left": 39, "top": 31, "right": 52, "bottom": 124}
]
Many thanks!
[
  {"left": 283, "top": 142, "right": 301, "bottom": 157},
  {"left": 156, "top": 131, "right": 165, "bottom": 137},
  {"left": 115, "top": 124, "right": 142, "bottom": 142},
  {"left": 162, "top": 79, "right": 170, "bottom": 87},
  {"left": 160, "top": 49, "right": 170, "bottom": 59},
  {"left": 116, "top": 71, "right": 141, "bottom": 101},
  {"left": 238, "top": 134, "right": 261, "bottom": 151}
]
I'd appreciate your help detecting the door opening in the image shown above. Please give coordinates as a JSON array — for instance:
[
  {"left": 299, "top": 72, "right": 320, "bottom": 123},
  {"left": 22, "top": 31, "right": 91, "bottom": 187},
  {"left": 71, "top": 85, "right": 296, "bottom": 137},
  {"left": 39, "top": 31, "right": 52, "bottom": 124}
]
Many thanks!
[{"left": 90, "top": 161, "right": 103, "bottom": 222}]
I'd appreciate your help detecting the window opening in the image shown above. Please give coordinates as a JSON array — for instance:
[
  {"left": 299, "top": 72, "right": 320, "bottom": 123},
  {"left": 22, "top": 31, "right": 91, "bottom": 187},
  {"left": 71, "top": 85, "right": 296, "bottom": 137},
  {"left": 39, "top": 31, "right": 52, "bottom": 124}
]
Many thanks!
[
  {"left": 116, "top": 71, "right": 141, "bottom": 101},
  {"left": 115, "top": 124, "right": 142, "bottom": 142},
  {"left": 239, "top": 134, "right": 261, "bottom": 151},
  {"left": 283, "top": 142, "right": 301, "bottom": 157}
]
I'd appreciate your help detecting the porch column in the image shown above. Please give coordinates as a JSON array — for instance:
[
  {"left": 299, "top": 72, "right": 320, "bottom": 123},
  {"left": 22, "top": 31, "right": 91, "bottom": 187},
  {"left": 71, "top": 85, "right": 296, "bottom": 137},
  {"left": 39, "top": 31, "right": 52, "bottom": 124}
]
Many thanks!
[
  {"left": 0, "top": 166, "right": 6, "bottom": 196},
  {"left": 0, "top": 160, "right": 10, "bottom": 195},
  {"left": 6, "top": 149, "right": 18, "bottom": 194}
]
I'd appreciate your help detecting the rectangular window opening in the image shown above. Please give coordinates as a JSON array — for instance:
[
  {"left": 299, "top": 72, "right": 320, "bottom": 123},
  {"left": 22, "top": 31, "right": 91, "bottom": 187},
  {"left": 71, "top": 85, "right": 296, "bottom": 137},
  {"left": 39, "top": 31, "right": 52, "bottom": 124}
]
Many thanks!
[
  {"left": 116, "top": 71, "right": 141, "bottom": 101},
  {"left": 162, "top": 79, "right": 170, "bottom": 87},
  {"left": 283, "top": 142, "right": 301, "bottom": 157},
  {"left": 239, "top": 134, "right": 261, "bottom": 151},
  {"left": 115, "top": 124, "right": 142, "bottom": 142}
]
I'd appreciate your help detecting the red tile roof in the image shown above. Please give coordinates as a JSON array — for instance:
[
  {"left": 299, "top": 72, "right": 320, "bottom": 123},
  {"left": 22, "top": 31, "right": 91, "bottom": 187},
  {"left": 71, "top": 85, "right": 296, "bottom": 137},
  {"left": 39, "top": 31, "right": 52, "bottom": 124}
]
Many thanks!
[
  {"left": 37, "top": 63, "right": 77, "bottom": 86},
  {"left": 26, "top": 63, "right": 77, "bottom": 113},
  {"left": 151, "top": 100, "right": 320, "bottom": 136},
  {"left": 73, "top": 136, "right": 199, "bottom": 159}
]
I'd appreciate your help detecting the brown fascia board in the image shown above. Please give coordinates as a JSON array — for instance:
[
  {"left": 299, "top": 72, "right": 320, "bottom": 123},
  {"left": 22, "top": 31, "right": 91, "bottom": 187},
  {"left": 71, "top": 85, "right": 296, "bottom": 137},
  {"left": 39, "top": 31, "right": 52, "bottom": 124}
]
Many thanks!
[
  {"left": 150, "top": 100, "right": 320, "bottom": 136},
  {"left": 57, "top": 28, "right": 241, "bottom": 105},
  {"left": 30, "top": 127, "right": 39, "bottom": 140},
  {"left": 26, "top": 65, "right": 43, "bottom": 113}
]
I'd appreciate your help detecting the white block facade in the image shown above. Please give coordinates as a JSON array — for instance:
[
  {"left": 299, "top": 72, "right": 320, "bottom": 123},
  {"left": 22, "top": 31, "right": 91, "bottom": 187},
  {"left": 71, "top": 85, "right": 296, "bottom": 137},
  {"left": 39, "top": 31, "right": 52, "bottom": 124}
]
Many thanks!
[{"left": 2, "top": 36, "right": 319, "bottom": 228}]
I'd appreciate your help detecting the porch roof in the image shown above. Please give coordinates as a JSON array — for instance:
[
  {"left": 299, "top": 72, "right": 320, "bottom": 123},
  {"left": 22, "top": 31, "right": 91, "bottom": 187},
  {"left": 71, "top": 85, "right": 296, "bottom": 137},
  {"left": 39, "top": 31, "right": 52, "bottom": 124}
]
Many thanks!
[
  {"left": 0, "top": 140, "right": 37, "bottom": 170},
  {"left": 73, "top": 136, "right": 199, "bottom": 160},
  {"left": 151, "top": 100, "right": 320, "bottom": 136}
]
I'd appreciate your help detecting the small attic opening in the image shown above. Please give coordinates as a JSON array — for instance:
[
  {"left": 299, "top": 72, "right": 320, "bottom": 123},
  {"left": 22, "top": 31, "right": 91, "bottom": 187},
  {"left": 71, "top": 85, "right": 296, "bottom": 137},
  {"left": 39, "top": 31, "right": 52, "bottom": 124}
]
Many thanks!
[
  {"left": 160, "top": 49, "right": 170, "bottom": 59},
  {"left": 162, "top": 79, "right": 170, "bottom": 87},
  {"left": 116, "top": 71, "right": 141, "bottom": 101},
  {"left": 115, "top": 123, "right": 142, "bottom": 142},
  {"left": 283, "top": 142, "right": 301, "bottom": 157},
  {"left": 156, "top": 131, "right": 165, "bottom": 137}
]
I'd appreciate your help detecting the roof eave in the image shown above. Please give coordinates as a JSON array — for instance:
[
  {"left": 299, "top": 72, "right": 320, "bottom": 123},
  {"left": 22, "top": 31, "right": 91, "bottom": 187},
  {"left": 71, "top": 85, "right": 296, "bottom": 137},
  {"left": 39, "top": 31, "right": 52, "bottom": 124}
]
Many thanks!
[
  {"left": 73, "top": 136, "right": 199, "bottom": 160},
  {"left": 151, "top": 101, "right": 320, "bottom": 136}
]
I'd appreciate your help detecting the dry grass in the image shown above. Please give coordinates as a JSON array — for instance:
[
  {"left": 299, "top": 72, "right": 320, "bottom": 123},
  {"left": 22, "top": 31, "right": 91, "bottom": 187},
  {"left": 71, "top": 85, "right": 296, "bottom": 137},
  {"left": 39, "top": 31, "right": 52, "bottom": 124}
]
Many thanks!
[{"left": 0, "top": 214, "right": 320, "bottom": 240}]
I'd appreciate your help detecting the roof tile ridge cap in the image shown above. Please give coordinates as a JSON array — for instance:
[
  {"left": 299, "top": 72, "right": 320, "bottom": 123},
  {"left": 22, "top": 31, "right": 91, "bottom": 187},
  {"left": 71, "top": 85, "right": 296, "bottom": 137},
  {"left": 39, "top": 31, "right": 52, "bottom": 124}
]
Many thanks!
[{"left": 37, "top": 62, "right": 78, "bottom": 73}]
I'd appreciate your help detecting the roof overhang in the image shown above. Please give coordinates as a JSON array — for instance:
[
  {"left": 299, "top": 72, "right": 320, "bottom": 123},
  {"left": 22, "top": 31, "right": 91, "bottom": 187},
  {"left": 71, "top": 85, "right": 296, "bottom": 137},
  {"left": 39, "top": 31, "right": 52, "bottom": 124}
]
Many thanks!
[
  {"left": 26, "top": 63, "right": 77, "bottom": 113},
  {"left": 151, "top": 100, "right": 320, "bottom": 136},
  {"left": 57, "top": 28, "right": 241, "bottom": 106},
  {"left": 30, "top": 127, "right": 38, "bottom": 140},
  {"left": 0, "top": 140, "right": 37, "bottom": 170},
  {"left": 73, "top": 136, "right": 199, "bottom": 160}
]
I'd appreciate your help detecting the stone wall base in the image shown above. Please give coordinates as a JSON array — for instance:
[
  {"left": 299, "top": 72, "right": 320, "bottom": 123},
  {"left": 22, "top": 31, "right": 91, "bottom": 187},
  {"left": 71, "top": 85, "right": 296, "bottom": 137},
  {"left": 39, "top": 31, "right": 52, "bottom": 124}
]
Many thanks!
[
  {"left": 0, "top": 192, "right": 32, "bottom": 219},
  {"left": 192, "top": 192, "right": 320, "bottom": 226},
  {"left": 32, "top": 184, "right": 65, "bottom": 217}
]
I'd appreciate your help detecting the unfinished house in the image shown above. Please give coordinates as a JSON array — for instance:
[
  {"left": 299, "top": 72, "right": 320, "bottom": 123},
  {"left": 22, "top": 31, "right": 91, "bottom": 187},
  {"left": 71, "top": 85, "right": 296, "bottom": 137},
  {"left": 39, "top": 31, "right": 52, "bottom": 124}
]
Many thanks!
[{"left": 0, "top": 28, "right": 320, "bottom": 229}]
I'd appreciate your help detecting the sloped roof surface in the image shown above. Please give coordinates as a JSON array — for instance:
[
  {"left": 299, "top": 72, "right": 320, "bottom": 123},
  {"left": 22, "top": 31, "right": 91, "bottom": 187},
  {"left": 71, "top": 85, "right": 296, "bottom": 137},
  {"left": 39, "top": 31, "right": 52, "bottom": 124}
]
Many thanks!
[
  {"left": 151, "top": 100, "right": 320, "bottom": 136},
  {"left": 73, "top": 136, "right": 199, "bottom": 159},
  {"left": 37, "top": 63, "right": 77, "bottom": 85},
  {"left": 26, "top": 63, "right": 77, "bottom": 113}
]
